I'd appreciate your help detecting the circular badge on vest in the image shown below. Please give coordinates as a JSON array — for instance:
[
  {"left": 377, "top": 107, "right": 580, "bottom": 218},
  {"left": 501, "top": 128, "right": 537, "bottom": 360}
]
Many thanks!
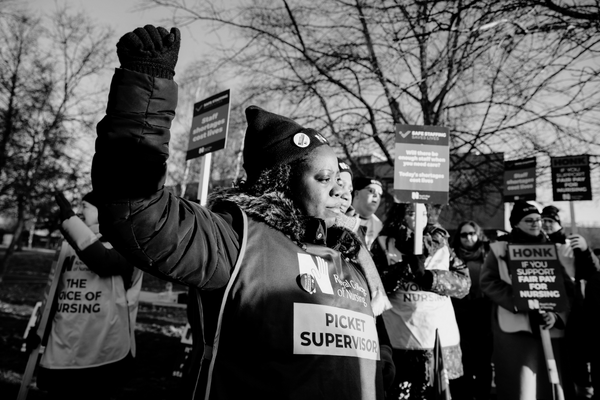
[
  {"left": 293, "top": 132, "right": 311, "bottom": 148},
  {"left": 298, "top": 273, "right": 316, "bottom": 294}
]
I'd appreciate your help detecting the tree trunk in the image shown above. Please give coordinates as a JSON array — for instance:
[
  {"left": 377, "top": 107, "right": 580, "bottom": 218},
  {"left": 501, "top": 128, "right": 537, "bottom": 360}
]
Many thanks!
[{"left": 0, "top": 216, "right": 25, "bottom": 283}]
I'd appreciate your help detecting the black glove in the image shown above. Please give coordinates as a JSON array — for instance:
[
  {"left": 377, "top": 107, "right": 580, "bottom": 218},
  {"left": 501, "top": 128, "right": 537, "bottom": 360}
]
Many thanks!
[
  {"left": 55, "top": 192, "right": 75, "bottom": 222},
  {"left": 380, "top": 261, "right": 412, "bottom": 292},
  {"left": 403, "top": 254, "right": 433, "bottom": 290},
  {"left": 380, "top": 344, "right": 396, "bottom": 390},
  {"left": 530, "top": 310, "right": 557, "bottom": 330},
  {"left": 25, "top": 332, "right": 41, "bottom": 353},
  {"left": 116, "top": 25, "right": 181, "bottom": 79}
]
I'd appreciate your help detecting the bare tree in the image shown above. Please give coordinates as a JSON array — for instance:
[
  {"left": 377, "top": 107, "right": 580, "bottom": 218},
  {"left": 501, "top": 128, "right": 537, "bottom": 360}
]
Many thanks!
[
  {"left": 0, "top": 5, "right": 114, "bottom": 280},
  {"left": 143, "top": 0, "right": 600, "bottom": 218}
]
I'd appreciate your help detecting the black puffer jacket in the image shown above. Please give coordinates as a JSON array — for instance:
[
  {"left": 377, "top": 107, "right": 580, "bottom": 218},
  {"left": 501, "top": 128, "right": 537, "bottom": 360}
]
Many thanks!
[{"left": 92, "top": 68, "right": 389, "bottom": 400}]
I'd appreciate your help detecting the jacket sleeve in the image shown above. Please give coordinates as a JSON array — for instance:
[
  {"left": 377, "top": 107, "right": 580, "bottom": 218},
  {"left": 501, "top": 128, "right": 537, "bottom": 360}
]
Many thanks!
[
  {"left": 92, "top": 68, "right": 241, "bottom": 290},
  {"left": 60, "top": 216, "right": 134, "bottom": 284},
  {"left": 574, "top": 247, "right": 600, "bottom": 280},
  {"left": 480, "top": 248, "right": 516, "bottom": 312},
  {"left": 429, "top": 248, "right": 471, "bottom": 299}
]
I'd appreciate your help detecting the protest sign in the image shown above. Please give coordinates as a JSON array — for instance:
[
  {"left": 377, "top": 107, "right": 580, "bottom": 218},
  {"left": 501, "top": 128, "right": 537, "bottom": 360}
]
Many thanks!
[
  {"left": 186, "top": 89, "right": 231, "bottom": 160},
  {"left": 551, "top": 155, "right": 592, "bottom": 201},
  {"left": 18, "top": 242, "right": 69, "bottom": 400},
  {"left": 394, "top": 124, "right": 450, "bottom": 204},
  {"left": 503, "top": 157, "right": 536, "bottom": 202},
  {"left": 507, "top": 244, "right": 568, "bottom": 312}
]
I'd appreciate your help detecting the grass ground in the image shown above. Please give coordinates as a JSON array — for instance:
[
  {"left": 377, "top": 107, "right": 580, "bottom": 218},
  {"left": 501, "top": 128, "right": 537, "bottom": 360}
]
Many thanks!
[{"left": 0, "top": 247, "right": 191, "bottom": 400}]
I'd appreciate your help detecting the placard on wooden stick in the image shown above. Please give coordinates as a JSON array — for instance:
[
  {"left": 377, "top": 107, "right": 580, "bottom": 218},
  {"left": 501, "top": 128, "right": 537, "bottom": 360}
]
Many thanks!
[{"left": 394, "top": 124, "right": 450, "bottom": 204}]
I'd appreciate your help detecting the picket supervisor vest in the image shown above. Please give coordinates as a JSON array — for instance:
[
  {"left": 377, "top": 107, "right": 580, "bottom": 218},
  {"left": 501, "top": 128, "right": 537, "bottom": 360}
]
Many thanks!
[
  {"left": 198, "top": 209, "right": 381, "bottom": 400},
  {"left": 377, "top": 236, "right": 460, "bottom": 350},
  {"left": 41, "top": 237, "right": 142, "bottom": 369},
  {"left": 489, "top": 241, "right": 571, "bottom": 338}
]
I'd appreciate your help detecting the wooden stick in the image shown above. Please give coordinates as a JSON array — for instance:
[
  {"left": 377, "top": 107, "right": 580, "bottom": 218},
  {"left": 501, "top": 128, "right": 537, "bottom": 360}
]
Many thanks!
[{"left": 539, "top": 325, "right": 565, "bottom": 400}]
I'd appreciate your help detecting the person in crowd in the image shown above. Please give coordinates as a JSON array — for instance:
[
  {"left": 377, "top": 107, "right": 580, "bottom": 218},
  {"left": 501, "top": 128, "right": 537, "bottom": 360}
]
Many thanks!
[
  {"left": 352, "top": 176, "right": 384, "bottom": 248},
  {"left": 480, "top": 201, "right": 575, "bottom": 400},
  {"left": 450, "top": 220, "right": 493, "bottom": 400},
  {"left": 90, "top": 24, "right": 393, "bottom": 400},
  {"left": 541, "top": 205, "right": 599, "bottom": 399},
  {"left": 338, "top": 161, "right": 355, "bottom": 216},
  {"left": 337, "top": 160, "right": 396, "bottom": 396},
  {"left": 33, "top": 192, "right": 143, "bottom": 400},
  {"left": 371, "top": 202, "right": 470, "bottom": 400},
  {"left": 583, "top": 266, "right": 600, "bottom": 400}
]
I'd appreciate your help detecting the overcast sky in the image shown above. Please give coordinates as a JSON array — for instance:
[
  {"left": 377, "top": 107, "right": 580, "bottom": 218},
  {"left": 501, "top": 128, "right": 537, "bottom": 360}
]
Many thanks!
[
  {"left": 24, "top": 0, "right": 600, "bottom": 229},
  {"left": 27, "top": 0, "right": 221, "bottom": 75}
]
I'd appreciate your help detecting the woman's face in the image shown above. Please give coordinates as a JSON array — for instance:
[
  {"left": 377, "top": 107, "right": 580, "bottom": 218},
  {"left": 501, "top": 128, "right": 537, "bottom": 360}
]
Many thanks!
[
  {"left": 291, "top": 145, "right": 343, "bottom": 227},
  {"left": 516, "top": 213, "right": 542, "bottom": 237},
  {"left": 338, "top": 171, "right": 353, "bottom": 214},
  {"left": 404, "top": 208, "right": 416, "bottom": 230},
  {"left": 403, "top": 205, "right": 427, "bottom": 230},
  {"left": 460, "top": 224, "right": 478, "bottom": 249}
]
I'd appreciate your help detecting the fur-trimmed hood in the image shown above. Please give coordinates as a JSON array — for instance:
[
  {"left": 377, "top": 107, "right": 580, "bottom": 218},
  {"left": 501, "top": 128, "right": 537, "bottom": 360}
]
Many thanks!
[
  {"left": 208, "top": 188, "right": 310, "bottom": 245},
  {"left": 207, "top": 187, "right": 392, "bottom": 316}
]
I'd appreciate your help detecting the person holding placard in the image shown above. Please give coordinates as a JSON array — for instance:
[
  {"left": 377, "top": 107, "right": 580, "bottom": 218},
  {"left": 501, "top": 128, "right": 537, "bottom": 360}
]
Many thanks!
[
  {"left": 34, "top": 192, "right": 143, "bottom": 400},
  {"left": 480, "top": 201, "right": 575, "bottom": 400},
  {"left": 371, "top": 202, "right": 470, "bottom": 400}
]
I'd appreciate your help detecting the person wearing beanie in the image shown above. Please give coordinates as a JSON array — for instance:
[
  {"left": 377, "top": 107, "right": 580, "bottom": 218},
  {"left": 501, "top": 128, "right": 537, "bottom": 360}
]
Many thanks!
[
  {"left": 352, "top": 176, "right": 384, "bottom": 249},
  {"left": 480, "top": 201, "right": 575, "bottom": 400},
  {"left": 91, "top": 25, "right": 393, "bottom": 400},
  {"left": 541, "top": 205, "right": 562, "bottom": 239},
  {"left": 541, "top": 204, "right": 600, "bottom": 398},
  {"left": 335, "top": 161, "right": 396, "bottom": 394},
  {"left": 370, "top": 202, "right": 470, "bottom": 399},
  {"left": 32, "top": 192, "right": 143, "bottom": 400}
]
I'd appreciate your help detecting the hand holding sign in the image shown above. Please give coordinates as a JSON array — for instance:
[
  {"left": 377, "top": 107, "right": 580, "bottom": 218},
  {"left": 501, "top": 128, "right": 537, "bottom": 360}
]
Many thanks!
[
  {"left": 533, "top": 310, "right": 557, "bottom": 330},
  {"left": 568, "top": 234, "right": 588, "bottom": 252}
]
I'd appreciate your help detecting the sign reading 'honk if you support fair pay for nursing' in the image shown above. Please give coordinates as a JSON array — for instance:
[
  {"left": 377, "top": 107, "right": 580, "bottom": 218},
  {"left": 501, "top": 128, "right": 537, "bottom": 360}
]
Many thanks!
[
  {"left": 507, "top": 244, "right": 569, "bottom": 312},
  {"left": 394, "top": 124, "right": 449, "bottom": 204}
]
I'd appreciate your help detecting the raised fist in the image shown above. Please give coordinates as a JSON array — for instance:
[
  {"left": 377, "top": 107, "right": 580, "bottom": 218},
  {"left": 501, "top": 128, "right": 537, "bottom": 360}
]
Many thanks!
[{"left": 116, "top": 25, "right": 181, "bottom": 79}]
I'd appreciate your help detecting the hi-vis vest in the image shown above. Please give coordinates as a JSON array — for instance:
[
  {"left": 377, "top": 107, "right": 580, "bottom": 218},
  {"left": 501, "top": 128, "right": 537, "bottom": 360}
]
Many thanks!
[
  {"left": 41, "top": 237, "right": 142, "bottom": 369},
  {"left": 489, "top": 241, "right": 571, "bottom": 337},
  {"left": 200, "top": 212, "right": 381, "bottom": 400},
  {"left": 378, "top": 236, "right": 460, "bottom": 350}
]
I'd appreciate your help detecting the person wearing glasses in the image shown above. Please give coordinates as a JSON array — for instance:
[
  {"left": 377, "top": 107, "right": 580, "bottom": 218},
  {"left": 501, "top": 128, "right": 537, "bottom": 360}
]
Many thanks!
[
  {"left": 450, "top": 221, "right": 493, "bottom": 400},
  {"left": 480, "top": 201, "right": 574, "bottom": 400}
]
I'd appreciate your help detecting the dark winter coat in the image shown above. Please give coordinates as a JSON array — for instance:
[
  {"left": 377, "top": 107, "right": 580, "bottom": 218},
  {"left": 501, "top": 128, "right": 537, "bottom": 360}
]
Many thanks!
[{"left": 92, "top": 68, "right": 386, "bottom": 400}]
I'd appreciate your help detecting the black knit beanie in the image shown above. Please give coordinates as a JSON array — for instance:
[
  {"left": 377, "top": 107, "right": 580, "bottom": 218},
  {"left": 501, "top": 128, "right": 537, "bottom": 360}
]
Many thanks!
[
  {"left": 353, "top": 176, "right": 382, "bottom": 192},
  {"left": 510, "top": 201, "right": 540, "bottom": 227},
  {"left": 242, "top": 106, "right": 329, "bottom": 183},
  {"left": 542, "top": 205, "right": 561, "bottom": 225}
]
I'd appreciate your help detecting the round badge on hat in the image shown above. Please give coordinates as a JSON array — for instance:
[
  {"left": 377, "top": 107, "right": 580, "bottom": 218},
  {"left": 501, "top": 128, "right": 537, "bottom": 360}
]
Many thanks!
[{"left": 293, "top": 132, "right": 311, "bottom": 148}]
